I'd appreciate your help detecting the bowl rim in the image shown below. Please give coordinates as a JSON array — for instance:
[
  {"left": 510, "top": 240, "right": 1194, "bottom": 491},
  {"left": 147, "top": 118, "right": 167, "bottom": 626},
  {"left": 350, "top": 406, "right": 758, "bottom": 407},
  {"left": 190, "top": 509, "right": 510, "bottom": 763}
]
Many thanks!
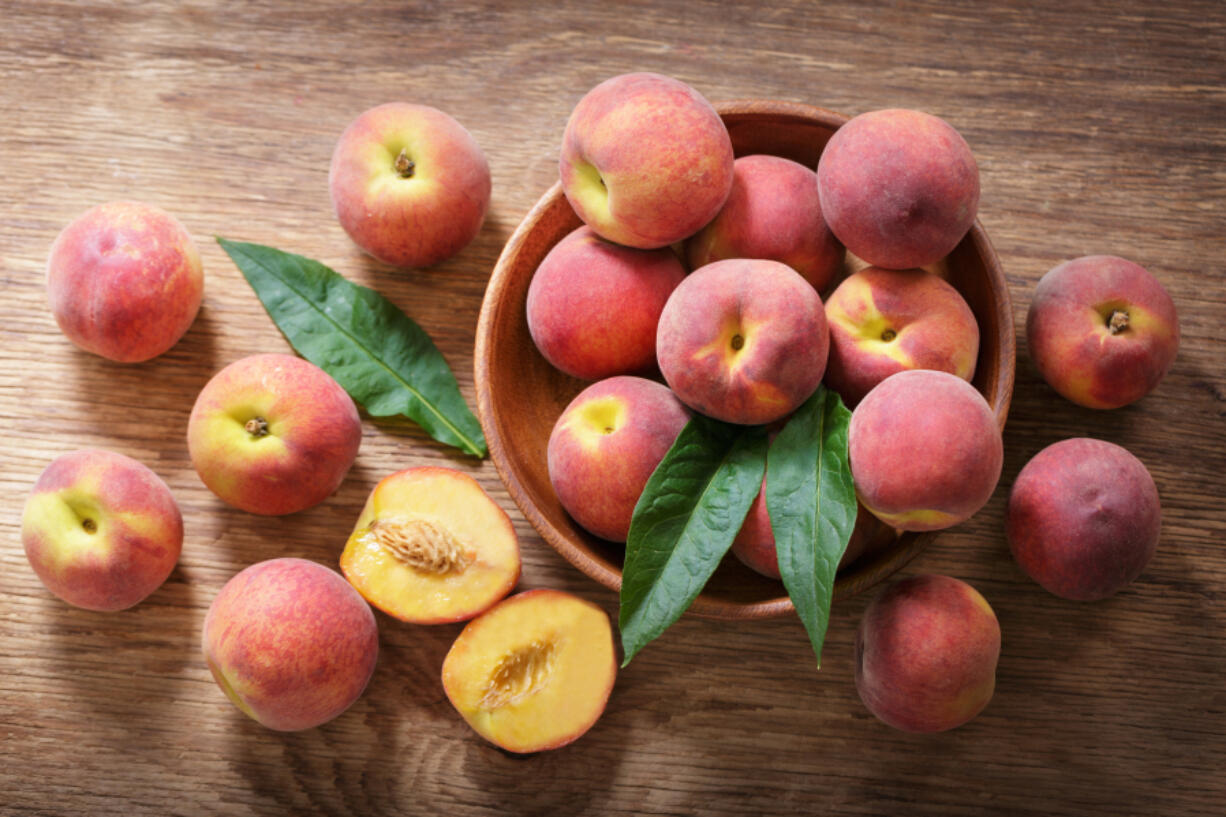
[{"left": 475, "top": 99, "right": 1015, "bottom": 620}]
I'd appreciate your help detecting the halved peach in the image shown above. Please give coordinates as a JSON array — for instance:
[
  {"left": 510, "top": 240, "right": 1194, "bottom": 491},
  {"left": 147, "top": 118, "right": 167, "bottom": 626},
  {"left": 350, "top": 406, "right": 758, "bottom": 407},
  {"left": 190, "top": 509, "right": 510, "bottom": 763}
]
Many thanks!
[
  {"left": 441, "top": 589, "right": 616, "bottom": 753},
  {"left": 340, "top": 467, "right": 520, "bottom": 624}
]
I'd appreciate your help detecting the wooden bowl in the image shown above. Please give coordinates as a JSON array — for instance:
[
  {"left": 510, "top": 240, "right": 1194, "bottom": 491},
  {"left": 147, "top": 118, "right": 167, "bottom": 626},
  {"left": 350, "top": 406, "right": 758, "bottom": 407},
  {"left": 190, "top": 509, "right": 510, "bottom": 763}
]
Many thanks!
[{"left": 475, "top": 99, "right": 1015, "bottom": 621}]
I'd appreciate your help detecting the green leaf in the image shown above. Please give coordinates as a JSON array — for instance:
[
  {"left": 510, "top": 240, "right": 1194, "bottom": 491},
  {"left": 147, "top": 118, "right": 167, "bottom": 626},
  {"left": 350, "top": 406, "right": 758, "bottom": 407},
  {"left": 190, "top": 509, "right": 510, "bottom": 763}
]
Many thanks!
[
  {"left": 619, "top": 416, "right": 768, "bottom": 666},
  {"left": 217, "top": 238, "right": 486, "bottom": 458},
  {"left": 767, "top": 386, "right": 856, "bottom": 667}
]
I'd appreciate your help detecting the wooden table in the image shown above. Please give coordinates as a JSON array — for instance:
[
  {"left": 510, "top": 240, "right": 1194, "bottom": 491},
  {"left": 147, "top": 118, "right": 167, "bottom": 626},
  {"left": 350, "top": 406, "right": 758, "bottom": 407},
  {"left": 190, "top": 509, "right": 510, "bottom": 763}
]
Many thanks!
[{"left": 2, "top": 2, "right": 1223, "bottom": 814}]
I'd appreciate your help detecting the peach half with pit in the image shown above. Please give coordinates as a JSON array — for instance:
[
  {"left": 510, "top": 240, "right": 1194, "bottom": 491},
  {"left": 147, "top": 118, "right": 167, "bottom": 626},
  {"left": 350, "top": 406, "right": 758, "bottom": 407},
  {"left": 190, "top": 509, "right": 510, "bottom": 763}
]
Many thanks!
[
  {"left": 340, "top": 466, "right": 521, "bottom": 624},
  {"left": 21, "top": 449, "right": 183, "bottom": 612},
  {"left": 547, "top": 376, "right": 690, "bottom": 543},
  {"left": 855, "top": 573, "right": 1001, "bottom": 732},
  {"left": 685, "top": 153, "right": 845, "bottom": 293},
  {"left": 657, "top": 258, "right": 829, "bottom": 426},
  {"left": 441, "top": 588, "right": 616, "bottom": 753},
  {"left": 817, "top": 108, "right": 979, "bottom": 270},
  {"left": 526, "top": 225, "right": 686, "bottom": 380},
  {"left": 1026, "top": 254, "right": 1179, "bottom": 409},
  {"left": 202, "top": 557, "right": 379, "bottom": 732},
  {"left": 849, "top": 370, "right": 1002, "bottom": 532},
  {"left": 46, "top": 200, "right": 203, "bottom": 363},
  {"left": 823, "top": 265, "right": 980, "bottom": 407}
]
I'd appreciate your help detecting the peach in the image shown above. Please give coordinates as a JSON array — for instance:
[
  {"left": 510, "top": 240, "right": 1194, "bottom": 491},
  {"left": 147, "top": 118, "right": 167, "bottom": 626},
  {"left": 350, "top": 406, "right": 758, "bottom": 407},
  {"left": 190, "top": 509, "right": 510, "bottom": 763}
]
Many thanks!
[
  {"left": 526, "top": 225, "right": 686, "bottom": 380},
  {"left": 202, "top": 558, "right": 379, "bottom": 731},
  {"left": 1008, "top": 438, "right": 1160, "bottom": 601},
  {"left": 855, "top": 574, "right": 1000, "bottom": 732},
  {"left": 817, "top": 109, "right": 979, "bottom": 270},
  {"left": 657, "top": 259, "right": 829, "bottom": 425},
  {"left": 46, "top": 201, "right": 203, "bottom": 362},
  {"left": 547, "top": 376, "right": 690, "bottom": 542},
  {"left": 849, "top": 370, "right": 1002, "bottom": 532},
  {"left": 823, "top": 266, "right": 980, "bottom": 406},
  {"left": 187, "top": 353, "right": 362, "bottom": 515},
  {"left": 442, "top": 589, "right": 616, "bottom": 753},
  {"left": 685, "top": 154, "right": 845, "bottom": 292},
  {"left": 341, "top": 467, "right": 521, "bottom": 624},
  {"left": 21, "top": 449, "right": 182, "bottom": 612},
  {"left": 1026, "top": 255, "right": 1179, "bottom": 409},
  {"left": 329, "top": 102, "right": 491, "bottom": 268},
  {"left": 731, "top": 497, "right": 883, "bottom": 580},
  {"left": 559, "top": 72, "right": 734, "bottom": 249}
]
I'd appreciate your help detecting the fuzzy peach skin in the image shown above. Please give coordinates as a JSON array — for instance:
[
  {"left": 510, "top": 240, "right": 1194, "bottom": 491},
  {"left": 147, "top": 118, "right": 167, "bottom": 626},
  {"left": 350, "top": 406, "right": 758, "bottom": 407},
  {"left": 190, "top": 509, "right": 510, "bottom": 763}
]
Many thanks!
[
  {"left": 202, "top": 558, "right": 378, "bottom": 732},
  {"left": 46, "top": 201, "right": 203, "bottom": 362},
  {"left": 21, "top": 449, "right": 183, "bottom": 612},
  {"left": 685, "top": 154, "right": 845, "bottom": 292},
  {"left": 341, "top": 466, "right": 521, "bottom": 624},
  {"left": 855, "top": 574, "right": 1000, "bottom": 732},
  {"left": 526, "top": 225, "right": 686, "bottom": 380},
  {"left": 849, "top": 370, "right": 1002, "bottom": 532},
  {"left": 823, "top": 266, "right": 979, "bottom": 407},
  {"left": 1008, "top": 438, "right": 1160, "bottom": 601},
  {"left": 559, "top": 72, "right": 734, "bottom": 249},
  {"left": 657, "top": 259, "right": 829, "bottom": 425},
  {"left": 817, "top": 109, "right": 979, "bottom": 270},
  {"left": 441, "top": 589, "right": 616, "bottom": 753},
  {"left": 547, "top": 376, "right": 690, "bottom": 542},
  {"left": 187, "top": 354, "right": 362, "bottom": 515},
  {"left": 329, "top": 102, "right": 491, "bottom": 268},
  {"left": 731, "top": 496, "right": 884, "bottom": 581},
  {"left": 1026, "top": 255, "right": 1179, "bottom": 409}
]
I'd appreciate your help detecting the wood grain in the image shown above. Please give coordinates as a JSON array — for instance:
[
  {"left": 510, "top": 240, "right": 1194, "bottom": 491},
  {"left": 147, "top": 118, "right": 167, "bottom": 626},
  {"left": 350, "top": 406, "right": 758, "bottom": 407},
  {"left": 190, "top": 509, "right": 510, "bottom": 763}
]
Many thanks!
[{"left": 1, "top": 1, "right": 1224, "bottom": 815}]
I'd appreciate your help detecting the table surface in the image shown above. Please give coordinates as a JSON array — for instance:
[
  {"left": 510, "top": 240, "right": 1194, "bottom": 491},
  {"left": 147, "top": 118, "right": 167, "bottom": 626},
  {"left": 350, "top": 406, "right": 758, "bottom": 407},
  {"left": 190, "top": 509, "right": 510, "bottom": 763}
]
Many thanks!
[{"left": 2, "top": 2, "right": 1224, "bottom": 815}]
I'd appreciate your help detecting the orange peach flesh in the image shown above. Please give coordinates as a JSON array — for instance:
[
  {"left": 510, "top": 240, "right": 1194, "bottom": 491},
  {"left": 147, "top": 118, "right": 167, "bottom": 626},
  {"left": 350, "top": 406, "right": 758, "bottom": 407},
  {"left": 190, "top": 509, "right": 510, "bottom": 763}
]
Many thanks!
[
  {"left": 441, "top": 589, "right": 616, "bottom": 753},
  {"left": 341, "top": 467, "right": 520, "bottom": 624}
]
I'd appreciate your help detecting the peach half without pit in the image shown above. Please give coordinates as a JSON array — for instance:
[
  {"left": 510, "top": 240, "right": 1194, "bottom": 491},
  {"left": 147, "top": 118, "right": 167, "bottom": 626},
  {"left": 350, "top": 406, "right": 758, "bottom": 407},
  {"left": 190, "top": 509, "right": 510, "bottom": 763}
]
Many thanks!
[
  {"left": 340, "top": 467, "right": 521, "bottom": 624},
  {"left": 441, "top": 588, "right": 616, "bottom": 753}
]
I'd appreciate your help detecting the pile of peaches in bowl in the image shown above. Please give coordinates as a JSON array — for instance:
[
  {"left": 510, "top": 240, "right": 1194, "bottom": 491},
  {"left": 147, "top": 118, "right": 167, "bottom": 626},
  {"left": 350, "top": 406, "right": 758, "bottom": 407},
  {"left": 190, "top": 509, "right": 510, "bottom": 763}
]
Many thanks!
[{"left": 477, "top": 73, "right": 1014, "bottom": 621}]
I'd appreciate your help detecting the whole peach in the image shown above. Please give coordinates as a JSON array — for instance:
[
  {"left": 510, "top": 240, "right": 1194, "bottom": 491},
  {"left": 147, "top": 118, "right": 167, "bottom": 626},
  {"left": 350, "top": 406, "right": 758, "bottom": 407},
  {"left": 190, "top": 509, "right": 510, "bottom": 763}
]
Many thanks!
[
  {"left": 731, "top": 497, "right": 884, "bottom": 580},
  {"left": 1008, "top": 438, "right": 1160, "bottom": 600},
  {"left": 21, "top": 449, "right": 182, "bottom": 611},
  {"left": 685, "top": 154, "right": 845, "bottom": 292},
  {"left": 526, "top": 225, "right": 686, "bottom": 380},
  {"left": 856, "top": 574, "right": 1001, "bottom": 732},
  {"left": 188, "top": 354, "right": 362, "bottom": 515},
  {"left": 849, "top": 370, "right": 1002, "bottom": 531},
  {"left": 547, "top": 376, "right": 690, "bottom": 542},
  {"left": 657, "top": 259, "right": 829, "bottom": 425},
  {"left": 202, "top": 558, "right": 379, "bottom": 731},
  {"left": 817, "top": 109, "right": 979, "bottom": 270},
  {"left": 824, "top": 266, "right": 979, "bottom": 406},
  {"left": 46, "top": 201, "right": 203, "bottom": 362},
  {"left": 329, "top": 102, "right": 491, "bottom": 268},
  {"left": 560, "top": 72, "right": 734, "bottom": 249},
  {"left": 1026, "top": 255, "right": 1179, "bottom": 409}
]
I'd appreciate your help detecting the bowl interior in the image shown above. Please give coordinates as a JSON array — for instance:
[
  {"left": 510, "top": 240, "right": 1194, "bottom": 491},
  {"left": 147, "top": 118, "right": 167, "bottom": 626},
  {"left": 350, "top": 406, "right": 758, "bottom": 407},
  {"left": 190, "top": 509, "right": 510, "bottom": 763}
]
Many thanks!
[{"left": 475, "top": 100, "right": 1015, "bottom": 620}]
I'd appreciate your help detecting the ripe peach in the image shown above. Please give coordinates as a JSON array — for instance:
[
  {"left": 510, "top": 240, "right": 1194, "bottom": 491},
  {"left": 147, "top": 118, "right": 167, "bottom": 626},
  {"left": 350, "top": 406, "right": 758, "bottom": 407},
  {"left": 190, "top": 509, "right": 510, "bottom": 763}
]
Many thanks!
[
  {"left": 560, "top": 72, "right": 734, "bottom": 249},
  {"left": 187, "top": 354, "right": 362, "bottom": 515},
  {"left": 1026, "top": 255, "right": 1179, "bottom": 409},
  {"left": 855, "top": 574, "right": 1000, "bottom": 732},
  {"left": 341, "top": 467, "right": 521, "bottom": 624},
  {"left": 46, "top": 201, "right": 203, "bottom": 362},
  {"left": 547, "top": 376, "right": 690, "bottom": 542},
  {"left": 684, "top": 154, "right": 845, "bottom": 292},
  {"left": 442, "top": 589, "right": 616, "bottom": 753},
  {"left": 329, "top": 102, "right": 491, "bottom": 268},
  {"left": 526, "top": 225, "right": 686, "bottom": 380},
  {"left": 1008, "top": 438, "right": 1160, "bottom": 600},
  {"left": 21, "top": 449, "right": 182, "bottom": 612},
  {"left": 817, "top": 109, "right": 979, "bottom": 270},
  {"left": 849, "top": 370, "right": 1002, "bottom": 532},
  {"left": 731, "top": 497, "right": 883, "bottom": 580},
  {"left": 657, "top": 259, "right": 829, "bottom": 425},
  {"left": 202, "top": 558, "right": 379, "bottom": 731},
  {"left": 824, "top": 266, "right": 980, "bottom": 406}
]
